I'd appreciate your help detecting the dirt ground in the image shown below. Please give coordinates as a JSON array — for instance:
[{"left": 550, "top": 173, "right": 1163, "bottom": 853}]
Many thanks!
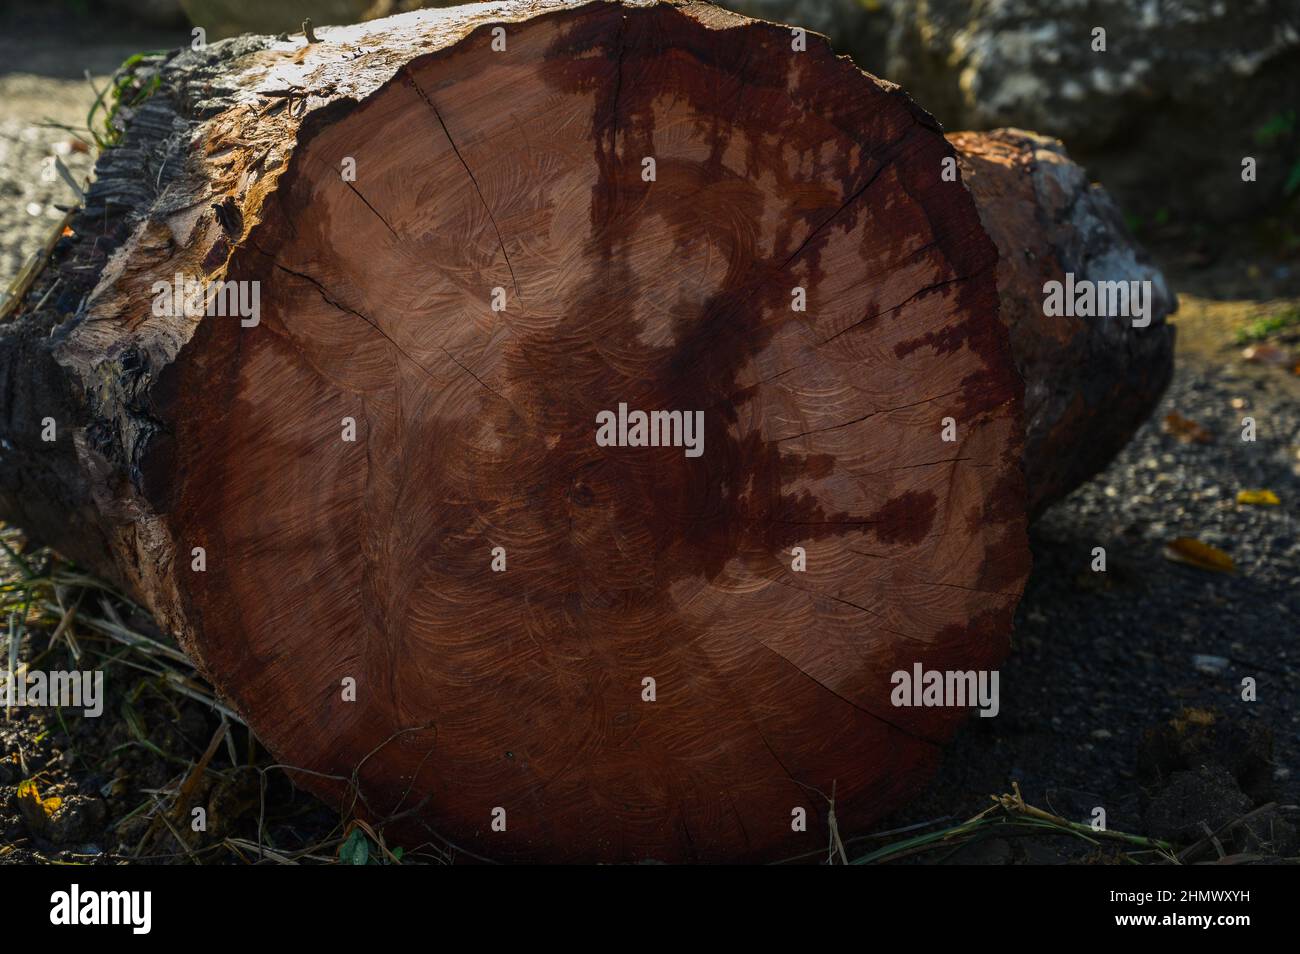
[{"left": 1, "top": 6, "right": 1297, "bottom": 865}]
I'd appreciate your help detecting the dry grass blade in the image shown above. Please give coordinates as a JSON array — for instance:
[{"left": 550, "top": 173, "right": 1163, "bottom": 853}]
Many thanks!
[
  {"left": 849, "top": 782, "right": 1175, "bottom": 865},
  {"left": 0, "top": 208, "right": 77, "bottom": 323},
  {"left": 5, "top": 610, "right": 18, "bottom": 720},
  {"left": 1177, "top": 802, "right": 1280, "bottom": 864},
  {"left": 135, "top": 722, "right": 230, "bottom": 858}
]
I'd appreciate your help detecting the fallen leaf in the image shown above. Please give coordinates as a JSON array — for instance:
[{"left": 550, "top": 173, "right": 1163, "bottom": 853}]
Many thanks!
[
  {"left": 16, "top": 778, "right": 62, "bottom": 833},
  {"left": 1242, "top": 343, "right": 1293, "bottom": 366},
  {"left": 339, "top": 826, "right": 370, "bottom": 865},
  {"left": 1163, "top": 412, "right": 1213, "bottom": 444},
  {"left": 1163, "top": 538, "right": 1236, "bottom": 573},
  {"left": 1237, "top": 489, "right": 1280, "bottom": 506}
]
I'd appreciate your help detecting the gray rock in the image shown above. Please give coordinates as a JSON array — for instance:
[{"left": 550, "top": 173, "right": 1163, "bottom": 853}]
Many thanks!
[
  {"left": 885, "top": 0, "right": 1300, "bottom": 226},
  {"left": 720, "top": 0, "right": 1300, "bottom": 226},
  {"left": 720, "top": 0, "right": 893, "bottom": 73}
]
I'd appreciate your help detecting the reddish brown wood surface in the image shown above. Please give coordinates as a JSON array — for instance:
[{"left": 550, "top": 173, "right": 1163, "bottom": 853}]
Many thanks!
[{"left": 0, "top": 1, "right": 1030, "bottom": 861}]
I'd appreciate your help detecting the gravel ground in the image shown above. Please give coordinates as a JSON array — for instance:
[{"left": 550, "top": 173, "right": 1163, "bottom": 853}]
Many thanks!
[
  {"left": 0, "top": 109, "right": 95, "bottom": 292},
  {"left": 0, "top": 3, "right": 179, "bottom": 290},
  {"left": 0, "top": 12, "right": 1296, "bottom": 864}
]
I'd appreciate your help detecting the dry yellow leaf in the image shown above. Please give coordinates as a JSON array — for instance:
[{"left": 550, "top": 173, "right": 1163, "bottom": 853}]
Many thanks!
[
  {"left": 1237, "top": 489, "right": 1280, "bottom": 506},
  {"left": 16, "top": 778, "right": 62, "bottom": 829},
  {"left": 1163, "top": 538, "right": 1236, "bottom": 573}
]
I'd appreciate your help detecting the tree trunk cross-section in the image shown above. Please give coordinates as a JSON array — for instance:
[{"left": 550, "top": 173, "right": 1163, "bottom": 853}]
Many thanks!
[{"left": 0, "top": 1, "right": 1033, "bottom": 861}]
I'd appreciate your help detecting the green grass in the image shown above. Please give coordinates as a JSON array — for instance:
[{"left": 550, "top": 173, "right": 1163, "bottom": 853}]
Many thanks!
[
  {"left": 1234, "top": 306, "right": 1300, "bottom": 344},
  {"left": 87, "top": 51, "right": 170, "bottom": 150}
]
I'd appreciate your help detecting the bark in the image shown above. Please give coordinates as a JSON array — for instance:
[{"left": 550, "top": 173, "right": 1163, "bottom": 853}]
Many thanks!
[{"left": 950, "top": 128, "right": 1176, "bottom": 517}]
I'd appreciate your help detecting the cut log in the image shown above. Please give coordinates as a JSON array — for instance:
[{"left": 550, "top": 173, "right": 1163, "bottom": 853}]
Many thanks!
[
  {"left": 0, "top": 0, "right": 1033, "bottom": 862},
  {"left": 950, "top": 129, "right": 1176, "bottom": 517}
]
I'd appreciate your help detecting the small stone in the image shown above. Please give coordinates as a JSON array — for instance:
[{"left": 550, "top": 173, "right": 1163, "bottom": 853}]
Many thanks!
[
  {"left": 1091, "top": 729, "right": 1113, "bottom": 740},
  {"left": 1192, "top": 654, "right": 1230, "bottom": 674}
]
